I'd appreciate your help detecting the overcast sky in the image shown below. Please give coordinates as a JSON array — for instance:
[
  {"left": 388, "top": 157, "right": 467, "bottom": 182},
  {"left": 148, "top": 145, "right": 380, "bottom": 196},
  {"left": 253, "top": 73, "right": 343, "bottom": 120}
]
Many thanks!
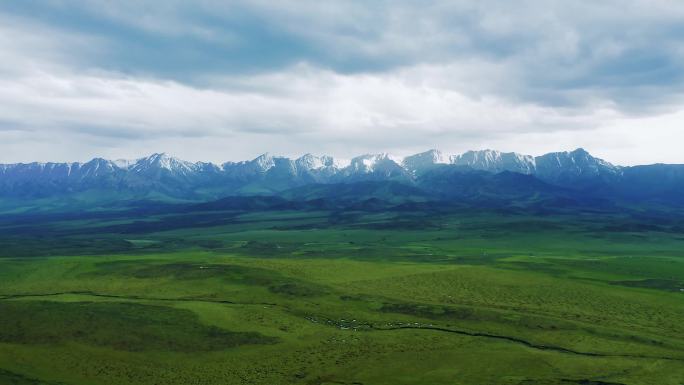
[{"left": 1, "top": 0, "right": 683, "bottom": 165}]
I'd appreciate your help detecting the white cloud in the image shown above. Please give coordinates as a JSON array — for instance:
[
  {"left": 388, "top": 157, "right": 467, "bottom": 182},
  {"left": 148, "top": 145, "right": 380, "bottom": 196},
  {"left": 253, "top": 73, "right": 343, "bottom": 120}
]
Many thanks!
[
  {"left": 0, "top": 61, "right": 652, "bottom": 164},
  {"left": 0, "top": 1, "right": 684, "bottom": 165}
]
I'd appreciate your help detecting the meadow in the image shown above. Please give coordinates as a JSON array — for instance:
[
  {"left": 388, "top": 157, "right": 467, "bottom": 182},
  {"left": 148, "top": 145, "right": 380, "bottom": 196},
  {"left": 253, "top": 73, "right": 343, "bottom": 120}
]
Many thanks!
[{"left": 0, "top": 205, "right": 683, "bottom": 385}]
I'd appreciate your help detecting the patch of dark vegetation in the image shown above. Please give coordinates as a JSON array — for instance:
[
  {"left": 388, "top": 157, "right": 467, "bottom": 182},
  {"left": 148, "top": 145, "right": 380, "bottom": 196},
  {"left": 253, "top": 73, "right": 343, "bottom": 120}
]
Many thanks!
[
  {"left": 380, "top": 302, "right": 477, "bottom": 321},
  {"left": 0, "top": 235, "right": 230, "bottom": 258},
  {"left": 378, "top": 301, "right": 577, "bottom": 332},
  {"left": 268, "top": 282, "right": 322, "bottom": 297},
  {"left": 74, "top": 213, "right": 244, "bottom": 236},
  {"left": 445, "top": 254, "right": 502, "bottom": 265},
  {"left": 517, "top": 379, "right": 626, "bottom": 385},
  {"left": 0, "top": 301, "right": 278, "bottom": 352},
  {"left": 610, "top": 278, "right": 684, "bottom": 292},
  {"left": 0, "top": 291, "right": 282, "bottom": 308},
  {"left": 240, "top": 240, "right": 300, "bottom": 256},
  {"left": 554, "top": 257, "right": 684, "bottom": 279},
  {"left": 602, "top": 223, "right": 667, "bottom": 232},
  {"left": 304, "top": 374, "right": 365, "bottom": 385},
  {"left": 325, "top": 212, "right": 363, "bottom": 225},
  {"left": 582, "top": 326, "right": 672, "bottom": 348},
  {"left": 0, "top": 237, "right": 135, "bottom": 258},
  {"left": 500, "top": 261, "right": 567, "bottom": 275},
  {"left": 339, "top": 294, "right": 371, "bottom": 301},
  {"left": 190, "top": 239, "right": 225, "bottom": 249},
  {"left": 270, "top": 223, "right": 332, "bottom": 230},
  {"left": 89, "top": 261, "right": 327, "bottom": 297},
  {"left": 93, "top": 261, "right": 271, "bottom": 281},
  {"left": 0, "top": 369, "right": 63, "bottom": 385},
  {"left": 349, "top": 219, "right": 438, "bottom": 230},
  {"left": 459, "top": 220, "right": 566, "bottom": 233}
]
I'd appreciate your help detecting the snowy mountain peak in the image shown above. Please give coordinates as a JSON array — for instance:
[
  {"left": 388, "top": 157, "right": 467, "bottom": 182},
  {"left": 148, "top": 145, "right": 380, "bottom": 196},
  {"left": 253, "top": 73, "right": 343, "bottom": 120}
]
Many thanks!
[
  {"left": 251, "top": 153, "right": 276, "bottom": 172},
  {"left": 77, "top": 158, "right": 120, "bottom": 177},
  {"left": 427, "top": 149, "right": 446, "bottom": 162},
  {"left": 569, "top": 148, "right": 616, "bottom": 169},
  {"left": 402, "top": 149, "right": 448, "bottom": 175},
  {"left": 113, "top": 158, "right": 135, "bottom": 169},
  {"left": 414, "top": 149, "right": 446, "bottom": 163},
  {"left": 130, "top": 153, "right": 197, "bottom": 174},
  {"left": 295, "top": 154, "right": 335, "bottom": 170},
  {"left": 348, "top": 153, "right": 396, "bottom": 172},
  {"left": 339, "top": 153, "right": 410, "bottom": 181},
  {"left": 452, "top": 150, "right": 536, "bottom": 174},
  {"left": 534, "top": 148, "right": 621, "bottom": 182}
]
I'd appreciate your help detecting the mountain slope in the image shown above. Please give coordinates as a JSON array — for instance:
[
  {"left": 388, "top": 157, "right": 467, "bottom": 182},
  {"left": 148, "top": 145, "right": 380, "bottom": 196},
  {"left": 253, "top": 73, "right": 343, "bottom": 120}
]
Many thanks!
[
  {"left": 281, "top": 181, "right": 431, "bottom": 205},
  {"left": 402, "top": 149, "right": 448, "bottom": 176},
  {"left": 534, "top": 148, "right": 622, "bottom": 187},
  {"left": 336, "top": 153, "right": 411, "bottom": 182},
  {"left": 417, "top": 165, "right": 570, "bottom": 202}
]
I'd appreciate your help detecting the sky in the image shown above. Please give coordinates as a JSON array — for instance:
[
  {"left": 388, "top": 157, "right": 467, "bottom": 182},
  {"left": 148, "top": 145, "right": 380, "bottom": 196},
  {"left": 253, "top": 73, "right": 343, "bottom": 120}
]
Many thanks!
[{"left": 1, "top": 0, "right": 683, "bottom": 165}]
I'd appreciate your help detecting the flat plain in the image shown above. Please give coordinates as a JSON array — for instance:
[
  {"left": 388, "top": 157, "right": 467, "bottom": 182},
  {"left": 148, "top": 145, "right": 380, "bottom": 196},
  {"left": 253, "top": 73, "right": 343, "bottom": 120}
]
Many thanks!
[{"left": 0, "top": 205, "right": 683, "bottom": 385}]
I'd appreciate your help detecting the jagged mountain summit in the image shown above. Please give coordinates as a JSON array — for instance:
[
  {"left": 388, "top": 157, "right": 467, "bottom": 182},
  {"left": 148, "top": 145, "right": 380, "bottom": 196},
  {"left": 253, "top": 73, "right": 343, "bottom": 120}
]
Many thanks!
[
  {"left": 534, "top": 148, "right": 623, "bottom": 185},
  {"left": 0, "top": 148, "right": 681, "bottom": 207},
  {"left": 402, "top": 150, "right": 449, "bottom": 175},
  {"left": 0, "top": 148, "right": 636, "bottom": 188},
  {"left": 452, "top": 150, "right": 536, "bottom": 175}
]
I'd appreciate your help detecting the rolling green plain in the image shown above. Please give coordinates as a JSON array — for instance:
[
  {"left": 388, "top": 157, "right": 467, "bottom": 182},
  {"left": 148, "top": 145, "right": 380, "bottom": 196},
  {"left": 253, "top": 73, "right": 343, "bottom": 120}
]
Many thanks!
[{"left": 0, "top": 205, "right": 683, "bottom": 385}]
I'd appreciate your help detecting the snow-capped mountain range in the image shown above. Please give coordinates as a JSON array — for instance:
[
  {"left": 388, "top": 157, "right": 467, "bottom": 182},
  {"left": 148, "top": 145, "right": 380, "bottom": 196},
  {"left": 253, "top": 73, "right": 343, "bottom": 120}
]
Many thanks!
[
  {"left": 0, "top": 148, "right": 681, "bottom": 205},
  {"left": 0, "top": 148, "right": 618, "bottom": 182}
]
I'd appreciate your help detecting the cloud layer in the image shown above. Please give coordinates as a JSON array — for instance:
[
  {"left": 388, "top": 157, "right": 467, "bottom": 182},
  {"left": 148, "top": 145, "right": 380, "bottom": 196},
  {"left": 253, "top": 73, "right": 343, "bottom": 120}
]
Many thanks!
[{"left": 1, "top": 1, "right": 683, "bottom": 165}]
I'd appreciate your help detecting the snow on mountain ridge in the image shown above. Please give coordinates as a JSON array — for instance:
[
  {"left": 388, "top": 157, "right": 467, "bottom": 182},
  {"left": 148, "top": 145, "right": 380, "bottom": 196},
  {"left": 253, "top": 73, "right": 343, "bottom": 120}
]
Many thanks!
[
  {"left": 452, "top": 150, "right": 537, "bottom": 174},
  {"left": 534, "top": 148, "right": 622, "bottom": 183},
  {"left": 402, "top": 149, "right": 448, "bottom": 175},
  {"left": 295, "top": 154, "right": 335, "bottom": 171},
  {"left": 0, "top": 149, "right": 622, "bottom": 187},
  {"left": 113, "top": 159, "right": 135, "bottom": 169},
  {"left": 128, "top": 153, "right": 198, "bottom": 176},
  {"left": 347, "top": 153, "right": 397, "bottom": 172}
]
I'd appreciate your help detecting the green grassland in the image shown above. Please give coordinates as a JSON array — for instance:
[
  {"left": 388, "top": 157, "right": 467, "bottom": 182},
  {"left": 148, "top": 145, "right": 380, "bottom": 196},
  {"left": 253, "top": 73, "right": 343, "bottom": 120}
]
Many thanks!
[{"left": 0, "top": 207, "right": 683, "bottom": 384}]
